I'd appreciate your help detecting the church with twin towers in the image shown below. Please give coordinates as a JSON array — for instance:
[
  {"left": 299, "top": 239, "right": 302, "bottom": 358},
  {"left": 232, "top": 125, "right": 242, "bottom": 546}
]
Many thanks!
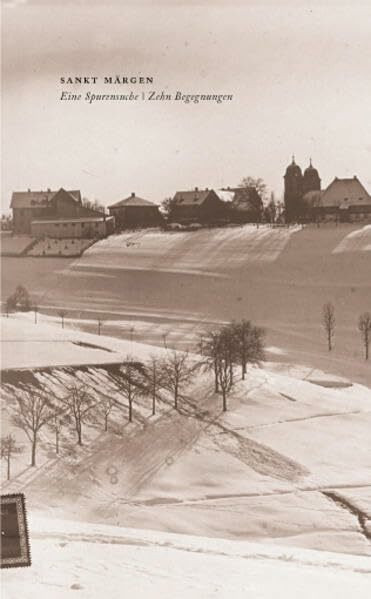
[
  {"left": 283, "top": 156, "right": 371, "bottom": 223},
  {"left": 284, "top": 156, "right": 321, "bottom": 222}
]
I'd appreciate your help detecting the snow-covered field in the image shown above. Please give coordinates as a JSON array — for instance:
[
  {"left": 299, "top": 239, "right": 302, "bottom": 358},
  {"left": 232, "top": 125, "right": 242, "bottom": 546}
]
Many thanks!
[
  {"left": 1, "top": 312, "right": 166, "bottom": 369},
  {"left": 1, "top": 223, "right": 371, "bottom": 595},
  {"left": 2, "top": 223, "right": 370, "bottom": 387},
  {"left": 3, "top": 516, "right": 371, "bottom": 599},
  {"left": 1, "top": 314, "right": 371, "bottom": 562},
  {"left": 83, "top": 225, "right": 302, "bottom": 273}
]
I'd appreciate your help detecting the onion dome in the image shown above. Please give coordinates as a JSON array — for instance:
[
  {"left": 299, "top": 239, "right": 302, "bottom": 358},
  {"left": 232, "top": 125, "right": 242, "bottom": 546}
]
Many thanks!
[
  {"left": 285, "top": 155, "right": 302, "bottom": 177},
  {"left": 304, "top": 158, "right": 319, "bottom": 177}
]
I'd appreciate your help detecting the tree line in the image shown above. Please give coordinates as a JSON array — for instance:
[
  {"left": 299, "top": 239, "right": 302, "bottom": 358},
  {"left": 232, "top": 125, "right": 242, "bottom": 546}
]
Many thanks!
[{"left": 1, "top": 319, "right": 265, "bottom": 479}]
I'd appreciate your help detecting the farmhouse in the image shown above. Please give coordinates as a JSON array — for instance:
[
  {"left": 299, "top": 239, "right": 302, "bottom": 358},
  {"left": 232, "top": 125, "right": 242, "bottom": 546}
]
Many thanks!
[
  {"left": 305, "top": 176, "right": 371, "bottom": 222},
  {"left": 171, "top": 188, "right": 225, "bottom": 224},
  {"left": 11, "top": 187, "right": 113, "bottom": 238},
  {"left": 11, "top": 188, "right": 82, "bottom": 234},
  {"left": 218, "top": 187, "right": 263, "bottom": 222},
  {"left": 108, "top": 193, "right": 163, "bottom": 229}
]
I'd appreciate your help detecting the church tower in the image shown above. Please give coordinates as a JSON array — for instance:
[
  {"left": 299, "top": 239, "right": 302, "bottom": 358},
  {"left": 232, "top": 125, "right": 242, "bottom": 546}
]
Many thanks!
[
  {"left": 303, "top": 159, "right": 321, "bottom": 195},
  {"left": 284, "top": 156, "right": 303, "bottom": 222}
]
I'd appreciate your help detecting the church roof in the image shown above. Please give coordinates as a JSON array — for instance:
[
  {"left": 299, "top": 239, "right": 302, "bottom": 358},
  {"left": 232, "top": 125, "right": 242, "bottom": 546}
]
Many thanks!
[{"left": 320, "top": 176, "right": 371, "bottom": 208}]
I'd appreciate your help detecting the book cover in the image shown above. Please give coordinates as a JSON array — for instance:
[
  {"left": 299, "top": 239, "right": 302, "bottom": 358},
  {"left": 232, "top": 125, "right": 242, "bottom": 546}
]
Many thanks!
[{"left": 1, "top": 1, "right": 371, "bottom": 597}]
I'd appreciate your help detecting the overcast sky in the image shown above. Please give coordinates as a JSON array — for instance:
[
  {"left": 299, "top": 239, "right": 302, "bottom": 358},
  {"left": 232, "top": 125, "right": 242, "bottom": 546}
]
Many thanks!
[{"left": 2, "top": 0, "right": 371, "bottom": 210}]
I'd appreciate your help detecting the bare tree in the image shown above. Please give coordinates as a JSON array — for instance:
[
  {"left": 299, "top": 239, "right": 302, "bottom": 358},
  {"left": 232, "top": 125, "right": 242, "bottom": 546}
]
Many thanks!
[
  {"left": 33, "top": 305, "right": 38, "bottom": 324},
  {"left": 239, "top": 176, "right": 267, "bottom": 201},
  {"left": 5, "top": 296, "right": 13, "bottom": 317},
  {"left": 199, "top": 326, "right": 237, "bottom": 392},
  {"left": 97, "top": 317, "right": 104, "bottom": 336},
  {"left": 216, "top": 353, "right": 231, "bottom": 412},
  {"left": 82, "top": 197, "right": 105, "bottom": 214},
  {"left": 358, "top": 312, "right": 371, "bottom": 360},
  {"left": 145, "top": 355, "right": 165, "bottom": 416},
  {"left": 12, "top": 388, "right": 52, "bottom": 466},
  {"left": 161, "top": 196, "right": 177, "bottom": 220},
  {"left": 214, "top": 328, "right": 238, "bottom": 411},
  {"left": 265, "top": 192, "right": 277, "bottom": 223},
  {"left": 198, "top": 330, "right": 221, "bottom": 392},
  {"left": 1, "top": 434, "right": 23, "bottom": 480},
  {"left": 230, "top": 320, "right": 265, "bottom": 380},
  {"left": 7, "top": 285, "right": 31, "bottom": 313},
  {"left": 57, "top": 309, "right": 68, "bottom": 329},
  {"left": 113, "top": 358, "right": 144, "bottom": 423},
  {"left": 59, "top": 384, "right": 96, "bottom": 445},
  {"left": 322, "top": 302, "right": 336, "bottom": 351},
  {"left": 219, "top": 325, "right": 238, "bottom": 388},
  {"left": 102, "top": 396, "right": 116, "bottom": 431},
  {"left": 48, "top": 411, "right": 65, "bottom": 454},
  {"left": 161, "top": 350, "right": 195, "bottom": 410}
]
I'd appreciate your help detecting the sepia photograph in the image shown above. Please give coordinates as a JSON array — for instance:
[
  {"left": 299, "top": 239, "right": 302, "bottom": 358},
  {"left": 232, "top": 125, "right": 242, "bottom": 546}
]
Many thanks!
[{"left": 1, "top": 0, "right": 371, "bottom": 597}]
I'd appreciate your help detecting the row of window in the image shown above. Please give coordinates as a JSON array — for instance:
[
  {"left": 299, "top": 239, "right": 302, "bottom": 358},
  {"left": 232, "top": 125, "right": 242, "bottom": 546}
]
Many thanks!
[{"left": 47, "top": 222, "right": 101, "bottom": 228}]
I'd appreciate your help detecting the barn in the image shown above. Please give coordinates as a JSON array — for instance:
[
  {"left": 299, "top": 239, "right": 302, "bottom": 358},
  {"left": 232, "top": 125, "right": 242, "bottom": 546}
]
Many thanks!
[
  {"left": 170, "top": 188, "right": 225, "bottom": 224},
  {"left": 11, "top": 188, "right": 82, "bottom": 234},
  {"left": 11, "top": 187, "right": 113, "bottom": 238},
  {"left": 108, "top": 193, "right": 163, "bottom": 229}
]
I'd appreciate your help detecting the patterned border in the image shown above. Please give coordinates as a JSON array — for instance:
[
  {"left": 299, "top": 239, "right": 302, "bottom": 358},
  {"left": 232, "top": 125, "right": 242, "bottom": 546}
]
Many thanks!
[{"left": 0, "top": 493, "right": 31, "bottom": 568}]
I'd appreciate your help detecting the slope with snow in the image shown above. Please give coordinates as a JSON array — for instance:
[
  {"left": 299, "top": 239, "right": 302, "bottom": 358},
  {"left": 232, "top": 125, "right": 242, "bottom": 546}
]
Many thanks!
[
  {"left": 2, "top": 314, "right": 371, "bottom": 558},
  {"left": 3, "top": 516, "right": 371, "bottom": 599}
]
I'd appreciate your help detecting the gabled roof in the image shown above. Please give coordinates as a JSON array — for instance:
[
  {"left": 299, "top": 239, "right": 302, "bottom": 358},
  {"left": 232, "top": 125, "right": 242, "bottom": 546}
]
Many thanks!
[
  {"left": 108, "top": 194, "right": 157, "bottom": 208},
  {"left": 320, "top": 177, "right": 371, "bottom": 208},
  {"left": 173, "top": 189, "right": 214, "bottom": 206},
  {"left": 10, "top": 189, "right": 81, "bottom": 209},
  {"left": 51, "top": 188, "right": 82, "bottom": 205}
]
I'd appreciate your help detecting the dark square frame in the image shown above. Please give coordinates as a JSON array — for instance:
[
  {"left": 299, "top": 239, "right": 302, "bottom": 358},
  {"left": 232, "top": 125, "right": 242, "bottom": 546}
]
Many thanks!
[{"left": 1, "top": 493, "right": 31, "bottom": 568}]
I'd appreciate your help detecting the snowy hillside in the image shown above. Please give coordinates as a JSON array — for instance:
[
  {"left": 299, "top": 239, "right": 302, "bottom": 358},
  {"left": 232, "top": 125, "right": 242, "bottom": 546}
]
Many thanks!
[
  {"left": 2, "top": 223, "right": 370, "bottom": 386},
  {"left": 2, "top": 314, "right": 371, "bottom": 558},
  {"left": 83, "top": 224, "right": 303, "bottom": 273},
  {"left": 3, "top": 516, "right": 371, "bottom": 599}
]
